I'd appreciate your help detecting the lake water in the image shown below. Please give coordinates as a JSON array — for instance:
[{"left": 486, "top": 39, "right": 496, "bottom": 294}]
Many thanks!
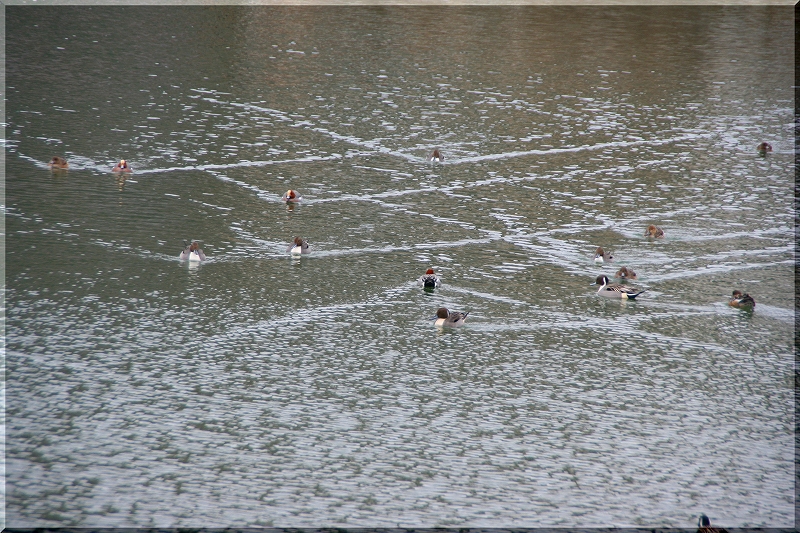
[{"left": 4, "top": 5, "right": 795, "bottom": 528}]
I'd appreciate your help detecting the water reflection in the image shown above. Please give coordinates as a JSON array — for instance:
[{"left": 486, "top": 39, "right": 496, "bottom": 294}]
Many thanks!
[{"left": 5, "top": 5, "right": 794, "bottom": 529}]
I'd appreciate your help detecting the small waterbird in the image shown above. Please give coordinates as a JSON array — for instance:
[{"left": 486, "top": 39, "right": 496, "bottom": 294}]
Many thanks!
[
  {"left": 49, "top": 156, "right": 69, "bottom": 170},
  {"left": 428, "top": 149, "right": 444, "bottom": 162},
  {"left": 112, "top": 159, "right": 132, "bottom": 172},
  {"left": 434, "top": 307, "right": 468, "bottom": 327},
  {"left": 697, "top": 514, "right": 728, "bottom": 533},
  {"left": 287, "top": 236, "right": 310, "bottom": 255},
  {"left": 728, "top": 290, "right": 755, "bottom": 310},
  {"left": 614, "top": 266, "right": 638, "bottom": 280},
  {"left": 594, "top": 246, "right": 614, "bottom": 264},
  {"left": 644, "top": 224, "right": 664, "bottom": 238},
  {"left": 179, "top": 241, "right": 206, "bottom": 261},
  {"left": 281, "top": 189, "right": 302, "bottom": 203},
  {"left": 595, "top": 275, "right": 646, "bottom": 299},
  {"left": 417, "top": 268, "right": 441, "bottom": 290}
]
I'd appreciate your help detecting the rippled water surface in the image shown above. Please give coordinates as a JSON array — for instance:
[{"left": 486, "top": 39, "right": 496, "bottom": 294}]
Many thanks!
[{"left": 5, "top": 5, "right": 795, "bottom": 528}]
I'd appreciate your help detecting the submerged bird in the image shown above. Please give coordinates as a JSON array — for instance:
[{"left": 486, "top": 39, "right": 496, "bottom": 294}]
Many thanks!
[
  {"left": 729, "top": 290, "right": 755, "bottom": 310},
  {"left": 595, "top": 275, "right": 646, "bottom": 299},
  {"left": 697, "top": 514, "right": 729, "bottom": 533},
  {"left": 434, "top": 307, "right": 469, "bottom": 327},
  {"left": 756, "top": 142, "right": 772, "bottom": 155},
  {"left": 644, "top": 225, "right": 664, "bottom": 238},
  {"left": 179, "top": 241, "right": 206, "bottom": 261},
  {"left": 594, "top": 247, "right": 614, "bottom": 264},
  {"left": 281, "top": 189, "right": 302, "bottom": 203},
  {"left": 417, "top": 268, "right": 442, "bottom": 290},
  {"left": 48, "top": 156, "right": 69, "bottom": 170},
  {"left": 614, "top": 266, "right": 638, "bottom": 280},
  {"left": 287, "top": 236, "right": 310, "bottom": 255},
  {"left": 112, "top": 159, "right": 132, "bottom": 172},
  {"left": 428, "top": 149, "right": 444, "bottom": 162}
]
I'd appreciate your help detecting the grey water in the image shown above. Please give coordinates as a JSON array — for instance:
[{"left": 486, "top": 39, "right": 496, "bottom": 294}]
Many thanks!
[{"left": 4, "top": 5, "right": 795, "bottom": 528}]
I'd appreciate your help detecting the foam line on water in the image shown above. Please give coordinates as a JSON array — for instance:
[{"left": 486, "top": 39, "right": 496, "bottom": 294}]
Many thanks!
[
  {"left": 194, "top": 90, "right": 715, "bottom": 165},
  {"left": 132, "top": 154, "right": 342, "bottom": 175},
  {"left": 644, "top": 258, "right": 795, "bottom": 283},
  {"left": 196, "top": 94, "right": 420, "bottom": 163}
]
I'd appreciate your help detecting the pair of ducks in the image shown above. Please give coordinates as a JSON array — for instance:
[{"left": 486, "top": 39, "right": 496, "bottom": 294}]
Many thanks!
[
  {"left": 594, "top": 224, "right": 663, "bottom": 265},
  {"left": 596, "top": 278, "right": 756, "bottom": 308},
  {"left": 280, "top": 190, "right": 308, "bottom": 254},
  {"left": 417, "top": 268, "right": 469, "bottom": 327},
  {"left": 49, "top": 156, "right": 132, "bottom": 172},
  {"left": 179, "top": 237, "right": 310, "bottom": 261}
]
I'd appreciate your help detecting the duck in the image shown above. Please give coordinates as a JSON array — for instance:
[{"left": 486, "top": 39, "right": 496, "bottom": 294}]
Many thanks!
[
  {"left": 614, "top": 266, "right": 638, "bottom": 280},
  {"left": 427, "top": 149, "right": 444, "bottom": 162},
  {"left": 112, "top": 159, "right": 132, "bottom": 172},
  {"left": 756, "top": 142, "right": 772, "bottom": 155},
  {"left": 179, "top": 241, "right": 206, "bottom": 261},
  {"left": 287, "top": 236, "right": 309, "bottom": 255},
  {"left": 729, "top": 290, "right": 755, "bottom": 310},
  {"left": 644, "top": 225, "right": 664, "bottom": 238},
  {"left": 434, "top": 307, "right": 468, "bottom": 327},
  {"left": 595, "top": 275, "right": 646, "bottom": 299},
  {"left": 594, "top": 247, "right": 614, "bottom": 264},
  {"left": 281, "top": 189, "right": 302, "bottom": 203},
  {"left": 48, "top": 156, "right": 69, "bottom": 170},
  {"left": 697, "top": 514, "right": 729, "bottom": 533},
  {"left": 417, "top": 268, "right": 442, "bottom": 290}
]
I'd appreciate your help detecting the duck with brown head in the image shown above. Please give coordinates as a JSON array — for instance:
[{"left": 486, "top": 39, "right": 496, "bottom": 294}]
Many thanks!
[
  {"left": 428, "top": 149, "right": 444, "bottom": 162},
  {"left": 287, "top": 236, "right": 310, "bottom": 255},
  {"left": 112, "top": 159, "right": 132, "bottom": 172},
  {"left": 614, "top": 266, "right": 637, "bottom": 280},
  {"left": 281, "top": 189, "right": 302, "bottom": 203},
  {"left": 729, "top": 290, "right": 755, "bottom": 310},
  {"left": 594, "top": 247, "right": 614, "bottom": 264},
  {"left": 434, "top": 307, "right": 468, "bottom": 327},
  {"left": 179, "top": 241, "right": 206, "bottom": 261},
  {"left": 49, "top": 156, "right": 69, "bottom": 170},
  {"left": 644, "top": 225, "right": 664, "bottom": 238}
]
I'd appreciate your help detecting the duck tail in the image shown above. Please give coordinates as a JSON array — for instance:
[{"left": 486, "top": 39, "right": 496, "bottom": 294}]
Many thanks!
[{"left": 629, "top": 289, "right": 648, "bottom": 299}]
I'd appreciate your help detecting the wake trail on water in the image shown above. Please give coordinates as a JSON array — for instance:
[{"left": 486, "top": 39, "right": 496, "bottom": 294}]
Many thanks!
[{"left": 18, "top": 88, "right": 715, "bottom": 182}]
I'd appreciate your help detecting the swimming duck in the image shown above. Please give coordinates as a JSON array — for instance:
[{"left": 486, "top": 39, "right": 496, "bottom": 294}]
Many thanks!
[
  {"left": 697, "top": 514, "right": 729, "bottom": 533},
  {"left": 48, "top": 156, "right": 69, "bottom": 170},
  {"left": 287, "top": 236, "right": 309, "bottom": 255},
  {"left": 756, "top": 142, "right": 772, "bottom": 155},
  {"left": 428, "top": 149, "right": 444, "bottom": 162},
  {"left": 179, "top": 241, "right": 206, "bottom": 261},
  {"left": 644, "top": 225, "right": 664, "bottom": 238},
  {"left": 112, "top": 159, "right": 132, "bottom": 172},
  {"left": 281, "top": 189, "right": 302, "bottom": 203},
  {"left": 594, "top": 247, "right": 614, "bottom": 264},
  {"left": 614, "top": 266, "right": 638, "bottom": 280},
  {"left": 595, "top": 275, "right": 646, "bottom": 299},
  {"left": 729, "top": 290, "right": 755, "bottom": 310},
  {"left": 434, "top": 307, "right": 468, "bottom": 327},
  {"left": 418, "top": 268, "right": 442, "bottom": 289}
]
